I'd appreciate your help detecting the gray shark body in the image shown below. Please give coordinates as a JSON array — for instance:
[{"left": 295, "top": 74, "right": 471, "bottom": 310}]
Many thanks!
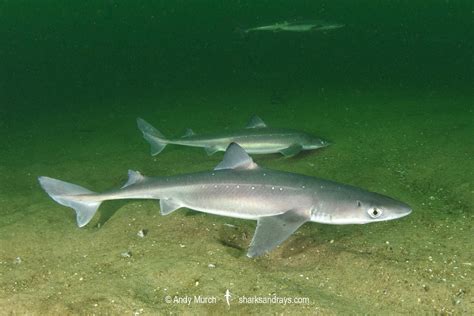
[
  {"left": 245, "top": 20, "right": 345, "bottom": 33},
  {"left": 137, "top": 116, "right": 329, "bottom": 157},
  {"left": 39, "top": 144, "right": 411, "bottom": 257}
]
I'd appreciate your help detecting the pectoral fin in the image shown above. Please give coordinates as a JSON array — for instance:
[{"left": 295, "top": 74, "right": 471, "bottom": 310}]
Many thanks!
[
  {"left": 160, "top": 199, "right": 183, "bottom": 215},
  {"left": 280, "top": 144, "right": 302, "bottom": 157},
  {"left": 247, "top": 209, "right": 310, "bottom": 258}
]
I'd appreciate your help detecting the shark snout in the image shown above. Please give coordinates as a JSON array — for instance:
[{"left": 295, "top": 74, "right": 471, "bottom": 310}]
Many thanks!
[
  {"left": 306, "top": 138, "right": 331, "bottom": 149},
  {"left": 321, "top": 140, "right": 331, "bottom": 147},
  {"left": 314, "top": 139, "right": 331, "bottom": 149},
  {"left": 393, "top": 202, "right": 412, "bottom": 219},
  {"left": 403, "top": 204, "right": 412, "bottom": 216}
]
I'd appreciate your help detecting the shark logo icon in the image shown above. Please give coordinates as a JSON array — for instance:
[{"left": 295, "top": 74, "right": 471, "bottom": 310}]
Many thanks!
[{"left": 224, "top": 289, "right": 232, "bottom": 307}]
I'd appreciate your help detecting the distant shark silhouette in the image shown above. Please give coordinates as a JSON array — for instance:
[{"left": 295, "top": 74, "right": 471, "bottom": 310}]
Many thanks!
[{"left": 244, "top": 20, "right": 345, "bottom": 33}]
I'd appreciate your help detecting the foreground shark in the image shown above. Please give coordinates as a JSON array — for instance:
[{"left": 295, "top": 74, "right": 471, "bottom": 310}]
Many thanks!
[
  {"left": 137, "top": 115, "right": 329, "bottom": 157},
  {"left": 38, "top": 144, "right": 412, "bottom": 257},
  {"left": 244, "top": 20, "right": 345, "bottom": 33}
]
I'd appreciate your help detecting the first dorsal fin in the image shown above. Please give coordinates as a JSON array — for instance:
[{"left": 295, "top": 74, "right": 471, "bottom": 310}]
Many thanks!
[
  {"left": 182, "top": 128, "right": 195, "bottom": 138},
  {"left": 246, "top": 115, "right": 267, "bottom": 129},
  {"left": 214, "top": 143, "right": 258, "bottom": 170},
  {"left": 122, "top": 170, "right": 146, "bottom": 188}
]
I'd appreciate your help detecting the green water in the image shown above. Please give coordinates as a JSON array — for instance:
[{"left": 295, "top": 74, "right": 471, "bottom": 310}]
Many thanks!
[{"left": 0, "top": 1, "right": 472, "bottom": 314}]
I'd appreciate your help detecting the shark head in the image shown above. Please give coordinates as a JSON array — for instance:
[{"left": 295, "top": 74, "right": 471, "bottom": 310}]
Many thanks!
[
  {"left": 311, "top": 188, "right": 412, "bottom": 225},
  {"left": 353, "top": 194, "right": 412, "bottom": 224},
  {"left": 301, "top": 134, "right": 331, "bottom": 150}
]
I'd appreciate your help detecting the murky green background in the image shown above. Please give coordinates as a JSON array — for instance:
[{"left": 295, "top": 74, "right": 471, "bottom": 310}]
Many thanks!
[{"left": 1, "top": 1, "right": 472, "bottom": 314}]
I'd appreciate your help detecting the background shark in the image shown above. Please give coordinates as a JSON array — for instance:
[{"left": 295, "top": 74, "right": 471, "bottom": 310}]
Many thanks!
[
  {"left": 244, "top": 20, "right": 345, "bottom": 33},
  {"left": 38, "top": 143, "right": 411, "bottom": 258},
  {"left": 137, "top": 115, "right": 329, "bottom": 157}
]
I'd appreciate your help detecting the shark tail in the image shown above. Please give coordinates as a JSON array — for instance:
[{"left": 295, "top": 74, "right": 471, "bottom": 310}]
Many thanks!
[
  {"left": 137, "top": 118, "right": 168, "bottom": 156},
  {"left": 235, "top": 27, "right": 250, "bottom": 37},
  {"left": 38, "top": 176, "right": 101, "bottom": 227}
]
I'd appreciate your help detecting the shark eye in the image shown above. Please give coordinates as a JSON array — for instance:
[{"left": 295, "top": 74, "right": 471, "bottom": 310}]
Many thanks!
[
  {"left": 368, "top": 207, "right": 382, "bottom": 218},
  {"left": 357, "top": 200, "right": 362, "bottom": 207}
]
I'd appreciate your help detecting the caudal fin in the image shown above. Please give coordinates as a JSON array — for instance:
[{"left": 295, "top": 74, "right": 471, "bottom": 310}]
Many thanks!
[
  {"left": 38, "top": 176, "right": 101, "bottom": 227},
  {"left": 137, "top": 118, "right": 168, "bottom": 156},
  {"left": 235, "top": 27, "right": 249, "bottom": 38}
]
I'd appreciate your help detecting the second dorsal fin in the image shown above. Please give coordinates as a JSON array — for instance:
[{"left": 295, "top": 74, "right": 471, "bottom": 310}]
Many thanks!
[
  {"left": 245, "top": 115, "right": 267, "bottom": 129},
  {"left": 122, "top": 170, "right": 147, "bottom": 188},
  {"left": 182, "top": 128, "right": 195, "bottom": 138}
]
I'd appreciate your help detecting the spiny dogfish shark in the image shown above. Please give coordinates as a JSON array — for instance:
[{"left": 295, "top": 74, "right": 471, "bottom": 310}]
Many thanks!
[
  {"left": 244, "top": 20, "right": 345, "bottom": 33},
  {"left": 38, "top": 143, "right": 412, "bottom": 257},
  {"left": 137, "top": 115, "right": 329, "bottom": 157}
]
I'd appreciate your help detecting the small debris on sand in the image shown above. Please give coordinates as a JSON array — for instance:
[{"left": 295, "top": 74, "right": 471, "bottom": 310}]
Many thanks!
[{"left": 137, "top": 229, "right": 148, "bottom": 238}]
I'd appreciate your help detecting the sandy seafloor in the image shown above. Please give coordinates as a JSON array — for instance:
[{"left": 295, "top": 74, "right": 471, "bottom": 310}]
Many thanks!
[{"left": 0, "top": 85, "right": 472, "bottom": 314}]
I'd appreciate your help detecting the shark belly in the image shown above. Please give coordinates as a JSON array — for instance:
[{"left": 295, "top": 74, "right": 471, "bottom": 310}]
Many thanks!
[
  {"left": 164, "top": 177, "right": 312, "bottom": 220},
  {"left": 238, "top": 142, "right": 288, "bottom": 154},
  {"left": 230, "top": 135, "right": 297, "bottom": 154},
  {"left": 172, "top": 130, "right": 304, "bottom": 155},
  {"left": 173, "top": 138, "right": 285, "bottom": 154}
]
